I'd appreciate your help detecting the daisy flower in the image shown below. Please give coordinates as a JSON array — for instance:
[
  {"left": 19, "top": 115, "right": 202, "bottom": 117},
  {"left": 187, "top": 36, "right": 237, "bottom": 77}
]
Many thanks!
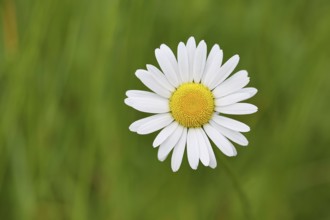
[{"left": 125, "top": 37, "right": 257, "bottom": 172}]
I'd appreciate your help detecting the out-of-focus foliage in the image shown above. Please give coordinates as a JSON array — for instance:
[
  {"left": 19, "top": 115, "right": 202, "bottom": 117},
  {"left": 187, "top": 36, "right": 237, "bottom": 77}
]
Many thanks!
[{"left": 1, "top": 0, "right": 330, "bottom": 219}]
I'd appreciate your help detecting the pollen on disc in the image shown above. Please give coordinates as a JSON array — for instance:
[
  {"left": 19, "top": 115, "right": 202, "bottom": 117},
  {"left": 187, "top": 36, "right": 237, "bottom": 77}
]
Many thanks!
[{"left": 169, "top": 83, "right": 215, "bottom": 128}]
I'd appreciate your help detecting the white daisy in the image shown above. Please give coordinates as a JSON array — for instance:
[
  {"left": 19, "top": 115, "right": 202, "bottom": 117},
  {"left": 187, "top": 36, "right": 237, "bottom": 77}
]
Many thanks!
[{"left": 125, "top": 37, "right": 258, "bottom": 172}]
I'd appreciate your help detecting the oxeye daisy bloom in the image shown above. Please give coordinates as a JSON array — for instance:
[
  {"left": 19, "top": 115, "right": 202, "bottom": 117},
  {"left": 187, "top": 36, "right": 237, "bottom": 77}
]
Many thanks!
[{"left": 125, "top": 37, "right": 258, "bottom": 172}]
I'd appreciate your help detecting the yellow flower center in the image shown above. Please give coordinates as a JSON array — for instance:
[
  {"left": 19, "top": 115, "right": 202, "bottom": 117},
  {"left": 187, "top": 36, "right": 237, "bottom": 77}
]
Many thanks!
[{"left": 169, "top": 83, "right": 215, "bottom": 128}]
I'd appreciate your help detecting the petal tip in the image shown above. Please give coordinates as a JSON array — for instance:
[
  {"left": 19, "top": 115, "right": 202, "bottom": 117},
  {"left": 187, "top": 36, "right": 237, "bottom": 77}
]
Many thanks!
[
  {"left": 152, "top": 141, "right": 159, "bottom": 148},
  {"left": 160, "top": 44, "right": 168, "bottom": 49},
  {"left": 187, "top": 36, "right": 196, "bottom": 45},
  {"left": 124, "top": 98, "right": 132, "bottom": 106},
  {"left": 146, "top": 64, "right": 152, "bottom": 70},
  {"left": 171, "top": 165, "right": 179, "bottom": 172},
  {"left": 155, "top": 48, "right": 161, "bottom": 56},
  {"left": 178, "top": 42, "right": 185, "bottom": 47},
  {"left": 135, "top": 69, "right": 144, "bottom": 78},
  {"left": 251, "top": 88, "right": 258, "bottom": 96},
  {"left": 128, "top": 123, "right": 137, "bottom": 132},
  {"left": 209, "top": 164, "right": 217, "bottom": 169}
]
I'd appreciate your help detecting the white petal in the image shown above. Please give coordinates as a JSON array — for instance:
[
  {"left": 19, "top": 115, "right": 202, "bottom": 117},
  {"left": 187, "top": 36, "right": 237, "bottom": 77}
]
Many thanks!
[
  {"left": 153, "top": 121, "right": 179, "bottom": 148},
  {"left": 234, "top": 87, "right": 258, "bottom": 97},
  {"left": 129, "top": 114, "right": 170, "bottom": 132},
  {"left": 210, "top": 121, "right": 248, "bottom": 146},
  {"left": 209, "top": 55, "right": 240, "bottom": 90},
  {"left": 228, "top": 92, "right": 255, "bottom": 103},
  {"left": 137, "top": 113, "right": 173, "bottom": 135},
  {"left": 215, "top": 93, "right": 251, "bottom": 106},
  {"left": 211, "top": 114, "right": 250, "bottom": 132},
  {"left": 200, "top": 129, "right": 217, "bottom": 168},
  {"left": 196, "top": 128, "right": 210, "bottom": 166},
  {"left": 187, "top": 128, "right": 199, "bottom": 169},
  {"left": 135, "top": 70, "right": 171, "bottom": 98},
  {"left": 126, "top": 90, "right": 160, "bottom": 99},
  {"left": 158, "top": 125, "right": 184, "bottom": 161},
  {"left": 202, "top": 44, "right": 223, "bottom": 86},
  {"left": 171, "top": 128, "right": 187, "bottom": 172},
  {"left": 129, "top": 116, "right": 154, "bottom": 132},
  {"left": 146, "top": 64, "right": 175, "bottom": 92},
  {"left": 203, "top": 123, "right": 237, "bottom": 157},
  {"left": 192, "top": 40, "right": 207, "bottom": 83},
  {"left": 155, "top": 48, "right": 179, "bottom": 87},
  {"left": 212, "top": 70, "right": 249, "bottom": 98},
  {"left": 124, "top": 96, "right": 169, "bottom": 114},
  {"left": 216, "top": 103, "right": 258, "bottom": 115},
  {"left": 177, "top": 42, "right": 189, "bottom": 82},
  {"left": 205, "top": 44, "right": 222, "bottom": 69},
  {"left": 160, "top": 44, "right": 179, "bottom": 75},
  {"left": 186, "top": 37, "right": 196, "bottom": 82}
]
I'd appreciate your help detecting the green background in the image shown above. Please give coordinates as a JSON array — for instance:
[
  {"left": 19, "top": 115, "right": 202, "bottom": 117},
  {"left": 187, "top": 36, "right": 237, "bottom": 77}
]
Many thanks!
[{"left": 1, "top": 0, "right": 330, "bottom": 219}]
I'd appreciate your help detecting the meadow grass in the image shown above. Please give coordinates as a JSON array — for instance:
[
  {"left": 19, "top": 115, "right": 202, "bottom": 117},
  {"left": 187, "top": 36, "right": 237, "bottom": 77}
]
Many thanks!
[{"left": 1, "top": 0, "right": 330, "bottom": 219}]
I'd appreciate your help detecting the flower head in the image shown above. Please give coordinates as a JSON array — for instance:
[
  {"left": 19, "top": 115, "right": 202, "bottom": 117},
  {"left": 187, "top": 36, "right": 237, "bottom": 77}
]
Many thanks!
[{"left": 125, "top": 37, "right": 258, "bottom": 172}]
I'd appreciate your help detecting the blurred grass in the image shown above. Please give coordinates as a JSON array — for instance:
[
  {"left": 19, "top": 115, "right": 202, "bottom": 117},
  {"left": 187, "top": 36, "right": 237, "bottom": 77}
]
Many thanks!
[{"left": 1, "top": 0, "right": 330, "bottom": 219}]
